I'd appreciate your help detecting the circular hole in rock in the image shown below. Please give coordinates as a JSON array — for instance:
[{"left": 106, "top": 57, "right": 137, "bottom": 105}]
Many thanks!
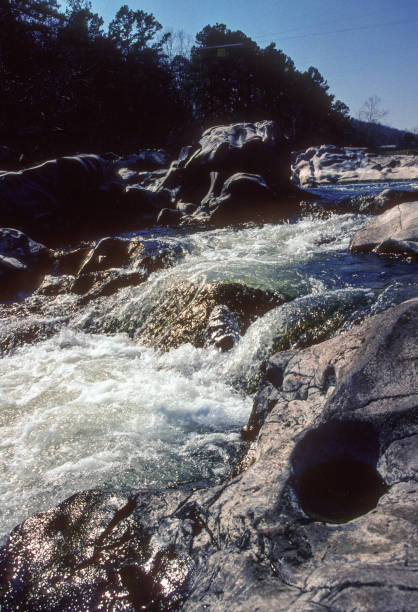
[
  {"left": 297, "top": 458, "right": 387, "bottom": 523},
  {"left": 291, "top": 421, "right": 388, "bottom": 523}
]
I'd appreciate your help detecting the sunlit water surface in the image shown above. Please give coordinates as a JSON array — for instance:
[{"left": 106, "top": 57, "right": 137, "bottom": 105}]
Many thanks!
[{"left": 0, "top": 181, "right": 417, "bottom": 542}]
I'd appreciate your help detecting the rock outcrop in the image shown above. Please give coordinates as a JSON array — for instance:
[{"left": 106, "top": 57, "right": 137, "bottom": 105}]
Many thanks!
[
  {"left": 1, "top": 298, "right": 416, "bottom": 610},
  {"left": 0, "top": 155, "right": 120, "bottom": 244},
  {"left": 0, "top": 122, "right": 313, "bottom": 241},
  {"left": 127, "top": 121, "right": 309, "bottom": 227},
  {"left": 292, "top": 144, "right": 418, "bottom": 186},
  {"left": 350, "top": 201, "right": 418, "bottom": 260},
  {"left": 37, "top": 236, "right": 182, "bottom": 302}
]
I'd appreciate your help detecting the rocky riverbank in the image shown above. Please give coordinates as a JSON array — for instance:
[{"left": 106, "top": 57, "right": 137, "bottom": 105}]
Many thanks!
[
  {"left": 0, "top": 121, "right": 417, "bottom": 610},
  {"left": 292, "top": 144, "right": 418, "bottom": 187},
  {"left": 0, "top": 297, "right": 416, "bottom": 610}
]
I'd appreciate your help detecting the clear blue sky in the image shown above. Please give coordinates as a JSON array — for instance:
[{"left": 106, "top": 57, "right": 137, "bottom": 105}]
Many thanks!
[{"left": 80, "top": 0, "right": 418, "bottom": 131}]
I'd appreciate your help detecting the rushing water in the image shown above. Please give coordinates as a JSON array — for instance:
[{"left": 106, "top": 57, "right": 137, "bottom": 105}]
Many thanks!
[{"left": 0, "top": 182, "right": 417, "bottom": 543}]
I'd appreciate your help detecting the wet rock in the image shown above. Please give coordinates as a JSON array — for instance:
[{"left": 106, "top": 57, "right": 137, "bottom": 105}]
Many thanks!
[
  {"left": 0, "top": 294, "right": 74, "bottom": 355},
  {"left": 1, "top": 298, "right": 417, "bottom": 610},
  {"left": 39, "top": 238, "right": 182, "bottom": 299},
  {"left": 0, "top": 488, "right": 194, "bottom": 611},
  {"left": 72, "top": 269, "right": 147, "bottom": 301},
  {"left": 0, "top": 228, "right": 52, "bottom": 300},
  {"left": 77, "top": 237, "right": 146, "bottom": 275},
  {"left": 350, "top": 201, "right": 418, "bottom": 259},
  {"left": 53, "top": 245, "right": 92, "bottom": 275},
  {"left": 134, "top": 281, "right": 283, "bottom": 350},
  {"left": 340, "top": 188, "right": 418, "bottom": 215},
  {"left": 36, "top": 274, "right": 76, "bottom": 296},
  {"left": 204, "top": 304, "right": 241, "bottom": 351}
]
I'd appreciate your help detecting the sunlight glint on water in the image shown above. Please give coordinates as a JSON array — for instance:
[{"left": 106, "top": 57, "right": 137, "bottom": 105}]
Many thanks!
[{"left": 1, "top": 205, "right": 417, "bottom": 542}]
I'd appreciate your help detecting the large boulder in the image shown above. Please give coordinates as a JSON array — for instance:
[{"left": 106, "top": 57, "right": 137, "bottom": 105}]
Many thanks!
[
  {"left": 0, "top": 155, "right": 173, "bottom": 244},
  {"left": 198, "top": 172, "right": 304, "bottom": 226},
  {"left": 185, "top": 121, "right": 290, "bottom": 180},
  {"left": 0, "top": 155, "right": 118, "bottom": 243},
  {"left": 156, "top": 121, "right": 304, "bottom": 221},
  {"left": 350, "top": 201, "right": 418, "bottom": 260},
  {"left": 37, "top": 236, "right": 183, "bottom": 301},
  {"left": 0, "top": 298, "right": 416, "bottom": 610}
]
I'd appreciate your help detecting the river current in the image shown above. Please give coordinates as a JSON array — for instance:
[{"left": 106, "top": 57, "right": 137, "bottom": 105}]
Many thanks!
[{"left": 0, "top": 181, "right": 417, "bottom": 543}]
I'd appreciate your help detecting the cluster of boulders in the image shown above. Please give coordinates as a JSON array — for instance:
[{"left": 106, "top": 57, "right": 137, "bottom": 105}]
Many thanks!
[
  {"left": 0, "top": 124, "right": 417, "bottom": 609},
  {"left": 1, "top": 297, "right": 416, "bottom": 610},
  {"left": 292, "top": 144, "right": 418, "bottom": 186},
  {"left": 0, "top": 121, "right": 308, "bottom": 248}
]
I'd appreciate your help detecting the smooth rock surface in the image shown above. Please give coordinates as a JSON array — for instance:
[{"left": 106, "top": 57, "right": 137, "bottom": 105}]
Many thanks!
[
  {"left": 350, "top": 201, "right": 418, "bottom": 259},
  {"left": 1, "top": 298, "right": 417, "bottom": 610}
]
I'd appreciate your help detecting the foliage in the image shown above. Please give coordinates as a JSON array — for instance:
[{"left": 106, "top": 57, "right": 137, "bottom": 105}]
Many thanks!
[{"left": 0, "top": 4, "right": 352, "bottom": 158}]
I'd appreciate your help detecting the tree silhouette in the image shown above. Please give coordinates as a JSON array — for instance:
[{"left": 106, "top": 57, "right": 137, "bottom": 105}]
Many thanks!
[
  {"left": 0, "top": 6, "right": 352, "bottom": 158},
  {"left": 359, "top": 95, "right": 388, "bottom": 124}
]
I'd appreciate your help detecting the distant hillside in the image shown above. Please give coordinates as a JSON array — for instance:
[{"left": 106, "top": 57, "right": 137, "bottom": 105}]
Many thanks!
[{"left": 350, "top": 118, "right": 418, "bottom": 148}]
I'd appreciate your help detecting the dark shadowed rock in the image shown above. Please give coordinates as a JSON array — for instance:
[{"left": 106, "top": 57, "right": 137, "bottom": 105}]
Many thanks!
[
  {"left": 350, "top": 201, "right": 418, "bottom": 259},
  {"left": 0, "top": 145, "right": 27, "bottom": 170},
  {"left": 204, "top": 172, "right": 303, "bottom": 226},
  {"left": 1, "top": 298, "right": 416, "bottom": 610},
  {"left": 37, "top": 237, "right": 183, "bottom": 300},
  {"left": 0, "top": 155, "right": 120, "bottom": 243},
  {"left": 157, "top": 121, "right": 308, "bottom": 220},
  {"left": 77, "top": 237, "right": 146, "bottom": 275},
  {"left": 0, "top": 228, "right": 52, "bottom": 300},
  {"left": 185, "top": 121, "right": 290, "bottom": 181},
  {"left": 157, "top": 208, "right": 184, "bottom": 226}
]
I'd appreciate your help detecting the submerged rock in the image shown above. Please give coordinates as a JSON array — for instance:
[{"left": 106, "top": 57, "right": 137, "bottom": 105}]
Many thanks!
[
  {"left": 204, "top": 304, "right": 241, "bottom": 351},
  {"left": 350, "top": 201, "right": 418, "bottom": 260},
  {"left": 133, "top": 281, "right": 283, "bottom": 350},
  {"left": 1, "top": 298, "right": 416, "bottom": 610}
]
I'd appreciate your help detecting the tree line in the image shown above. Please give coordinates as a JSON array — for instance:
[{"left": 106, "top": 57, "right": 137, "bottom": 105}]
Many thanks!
[{"left": 0, "top": 1, "right": 353, "bottom": 159}]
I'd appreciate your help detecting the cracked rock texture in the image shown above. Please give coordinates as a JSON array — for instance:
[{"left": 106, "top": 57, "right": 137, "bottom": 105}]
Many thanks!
[{"left": 0, "top": 298, "right": 417, "bottom": 610}]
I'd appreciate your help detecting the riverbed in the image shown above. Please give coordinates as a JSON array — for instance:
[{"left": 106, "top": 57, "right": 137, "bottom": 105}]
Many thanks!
[{"left": 0, "top": 180, "right": 417, "bottom": 543}]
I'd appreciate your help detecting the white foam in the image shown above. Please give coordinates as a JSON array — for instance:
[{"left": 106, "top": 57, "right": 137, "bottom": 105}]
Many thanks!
[{"left": 0, "top": 330, "right": 251, "bottom": 541}]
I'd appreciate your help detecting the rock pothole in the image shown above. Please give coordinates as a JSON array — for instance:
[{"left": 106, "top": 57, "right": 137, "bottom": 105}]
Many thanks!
[{"left": 291, "top": 421, "right": 388, "bottom": 523}]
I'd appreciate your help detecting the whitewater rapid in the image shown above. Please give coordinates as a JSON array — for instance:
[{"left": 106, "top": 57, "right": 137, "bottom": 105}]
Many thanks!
[{"left": 1, "top": 205, "right": 417, "bottom": 542}]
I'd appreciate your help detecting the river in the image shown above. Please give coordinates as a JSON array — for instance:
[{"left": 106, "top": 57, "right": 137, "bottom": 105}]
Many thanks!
[{"left": 0, "top": 180, "right": 417, "bottom": 543}]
